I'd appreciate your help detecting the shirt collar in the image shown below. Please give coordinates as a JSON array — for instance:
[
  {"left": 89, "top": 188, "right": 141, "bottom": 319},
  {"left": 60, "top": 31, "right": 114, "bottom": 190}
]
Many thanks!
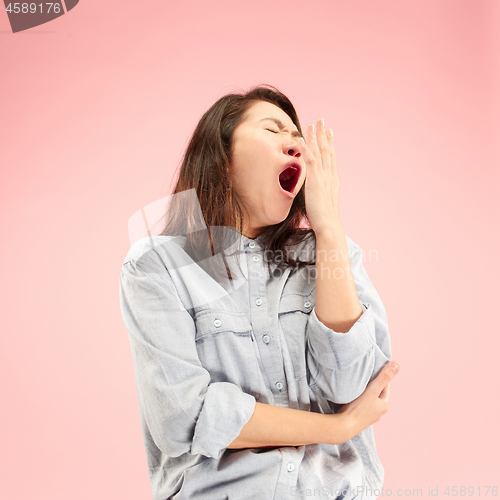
[{"left": 241, "top": 233, "right": 264, "bottom": 252}]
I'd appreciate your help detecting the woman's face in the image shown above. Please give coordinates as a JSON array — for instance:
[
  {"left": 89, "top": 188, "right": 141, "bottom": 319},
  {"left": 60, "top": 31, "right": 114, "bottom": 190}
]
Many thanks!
[{"left": 229, "top": 100, "right": 306, "bottom": 239}]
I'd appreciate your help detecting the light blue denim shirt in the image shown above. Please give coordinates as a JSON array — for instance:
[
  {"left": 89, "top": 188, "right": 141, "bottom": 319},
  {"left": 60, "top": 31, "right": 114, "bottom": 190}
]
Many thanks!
[{"left": 119, "top": 230, "right": 391, "bottom": 500}]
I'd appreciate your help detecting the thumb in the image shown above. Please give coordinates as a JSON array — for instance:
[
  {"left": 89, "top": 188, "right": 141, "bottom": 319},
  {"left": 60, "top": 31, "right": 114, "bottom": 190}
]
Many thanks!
[
  {"left": 379, "top": 382, "right": 391, "bottom": 403},
  {"left": 370, "top": 361, "right": 400, "bottom": 394}
]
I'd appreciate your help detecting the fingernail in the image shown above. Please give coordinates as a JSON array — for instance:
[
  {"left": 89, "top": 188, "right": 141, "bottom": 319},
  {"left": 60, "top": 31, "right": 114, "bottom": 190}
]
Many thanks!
[
  {"left": 390, "top": 362, "right": 400, "bottom": 373},
  {"left": 310, "top": 123, "right": 315, "bottom": 134},
  {"left": 327, "top": 129, "right": 333, "bottom": 138},
  {"left": 320, "top": 118, "right": 325, "bottom": 128}
]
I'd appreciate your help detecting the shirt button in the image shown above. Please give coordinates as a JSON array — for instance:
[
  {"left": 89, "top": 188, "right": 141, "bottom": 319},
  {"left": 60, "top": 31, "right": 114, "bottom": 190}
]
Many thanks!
[
  {"left": 248, "top": 242, "right": 255, "bottom": 249},
  {"left": 275, "top": 382, "right": 283, "bottom": 390},
  {"left": 213, "top": 319, "right": 222, "bottom": 328},
  {"left": 255, "top": 298, "right": 262, "bottom": 306},
  {"left": 272, "top": 268, "right": 283, "bottom": 278},
  {"left": 287, "top": 462, "right": 295, "bottom": 472},
  {"left": 262, "top": 335, "right": 270, "bottom": 344},
  {"left": 304, "top": 301, "right": 312, "bottom": 309},
  {"left": 252, "top": 255, "right": 259, "bottom": 262}
]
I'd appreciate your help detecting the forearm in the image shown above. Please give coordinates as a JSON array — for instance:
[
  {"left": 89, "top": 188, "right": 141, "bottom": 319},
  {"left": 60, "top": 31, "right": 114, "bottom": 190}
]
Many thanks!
[
  {"left": 227, "top": 401, "right": 350, "bottom": 449},
  {"left": 314, "top": 221, "right": 363, "bottom": 333}
]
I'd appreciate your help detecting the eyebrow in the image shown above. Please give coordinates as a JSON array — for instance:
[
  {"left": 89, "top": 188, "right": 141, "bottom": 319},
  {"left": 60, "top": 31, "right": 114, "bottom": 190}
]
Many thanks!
[{"left": 258, "top": 117, "right": 302, "bottom": 138}]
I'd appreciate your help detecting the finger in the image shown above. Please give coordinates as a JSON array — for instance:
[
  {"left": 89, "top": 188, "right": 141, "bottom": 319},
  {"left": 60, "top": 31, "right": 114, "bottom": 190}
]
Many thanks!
[
  {"left": 306, "top": 123, "right": 321, "bottom": 163},
  {"left": 298, "top": 137, "right": 317, "bottom": 170},
  {"left": 379, "top": 382, "right": 391, "bottom": 403},
  {"left": 326, "top": 128, "right": 337, "bottom": 175},
  {"left": 316, "top": 118, "right": 330, "bottom": 171},
  {"left": 369, "top": 361, "right": 400, "bottom": 394}
]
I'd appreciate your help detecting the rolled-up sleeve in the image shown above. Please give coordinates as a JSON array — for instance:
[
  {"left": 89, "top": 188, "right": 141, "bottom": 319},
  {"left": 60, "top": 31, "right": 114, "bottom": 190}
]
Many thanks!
[
  {"left": 119, "top": 258, "right": 256, "bottom": 460},
  {"left": 306, "top": 237, "right": 392, "bottom": 404}
]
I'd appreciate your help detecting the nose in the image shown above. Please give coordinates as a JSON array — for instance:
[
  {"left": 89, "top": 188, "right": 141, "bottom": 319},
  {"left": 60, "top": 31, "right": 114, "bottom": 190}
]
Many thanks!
[{"left": 283, "top": 139, "right": 301, "bottom": 158}]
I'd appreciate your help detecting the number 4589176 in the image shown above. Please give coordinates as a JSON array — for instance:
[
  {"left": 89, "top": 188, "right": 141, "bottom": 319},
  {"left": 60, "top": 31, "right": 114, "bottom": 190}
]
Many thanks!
[
  {"left": 444, "top": 486, "right": 498, "bottom": 496},
  {"left": 5, "top": 3, "right": 62, "bottom": 14}
]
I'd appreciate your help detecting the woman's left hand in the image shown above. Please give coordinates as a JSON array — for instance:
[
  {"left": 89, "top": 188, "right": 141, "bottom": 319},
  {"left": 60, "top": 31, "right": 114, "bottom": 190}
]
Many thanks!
[{"left": 297, "top": 118, "right": 341, "bottom": 235}]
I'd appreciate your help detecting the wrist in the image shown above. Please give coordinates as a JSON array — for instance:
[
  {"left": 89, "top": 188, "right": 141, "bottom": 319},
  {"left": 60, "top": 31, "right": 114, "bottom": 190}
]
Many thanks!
[
  {"left": 337, "top": 411, "right": 356, "bottom": 444},
  {"left": 321, "top": 412, "right": 355, "bottom": 445},
  {"left": 314, "top": 219, "right": 345, "bottom": 241}
]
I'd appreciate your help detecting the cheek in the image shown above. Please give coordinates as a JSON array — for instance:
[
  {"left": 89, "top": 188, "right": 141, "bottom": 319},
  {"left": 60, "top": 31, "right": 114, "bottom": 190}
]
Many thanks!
[
  {"left": 228, "top": 162, "right": 255, "bottom": 193},
  {"left": 233, "top": 147, "right": 256, "bottom": 174}
]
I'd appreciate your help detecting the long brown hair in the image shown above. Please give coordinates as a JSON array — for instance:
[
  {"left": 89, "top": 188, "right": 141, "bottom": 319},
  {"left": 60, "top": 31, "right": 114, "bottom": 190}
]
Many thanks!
[{"left": 159, "top": 84, "right": 316, "bottom": 283}]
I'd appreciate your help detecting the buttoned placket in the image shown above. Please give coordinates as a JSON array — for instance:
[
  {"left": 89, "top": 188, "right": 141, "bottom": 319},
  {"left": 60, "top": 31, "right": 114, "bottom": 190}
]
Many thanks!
[
  {"left": 244, "top": 239, "right": 288, "bottom": 407},
  {"left": 274, "top": 446, "right": 303, "bottom": 499},
  {"left": 244, "top": 237, "right": 308, "bottom": 499}
]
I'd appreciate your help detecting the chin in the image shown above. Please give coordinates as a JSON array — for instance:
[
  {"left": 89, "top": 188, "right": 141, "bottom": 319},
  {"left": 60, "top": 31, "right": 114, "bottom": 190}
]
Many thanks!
[{"left": 271, "top": 212, "right": 291, "bottom": 227}]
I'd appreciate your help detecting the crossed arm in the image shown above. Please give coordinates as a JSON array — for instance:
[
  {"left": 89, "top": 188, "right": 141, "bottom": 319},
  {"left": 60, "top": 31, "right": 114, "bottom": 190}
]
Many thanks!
[{"left": 228, "top": 360, "right": 400, "bottom": 449}]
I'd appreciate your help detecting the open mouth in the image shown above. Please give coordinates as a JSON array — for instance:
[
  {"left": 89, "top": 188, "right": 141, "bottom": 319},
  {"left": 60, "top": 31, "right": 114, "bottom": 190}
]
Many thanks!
[{"left": 278, "top": 164, "right": 301, "bottom": 194}]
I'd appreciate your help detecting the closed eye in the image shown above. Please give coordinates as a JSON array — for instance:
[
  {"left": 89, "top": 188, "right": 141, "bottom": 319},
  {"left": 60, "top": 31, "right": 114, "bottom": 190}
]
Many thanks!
[{"left": 266, "top": 128, "right": 279, "bottom": 134}]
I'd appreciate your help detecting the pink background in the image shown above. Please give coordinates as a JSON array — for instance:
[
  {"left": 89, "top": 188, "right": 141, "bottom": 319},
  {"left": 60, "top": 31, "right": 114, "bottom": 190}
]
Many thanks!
[{"left": 1, "top": 0, "right": 499, "bottom": 498}]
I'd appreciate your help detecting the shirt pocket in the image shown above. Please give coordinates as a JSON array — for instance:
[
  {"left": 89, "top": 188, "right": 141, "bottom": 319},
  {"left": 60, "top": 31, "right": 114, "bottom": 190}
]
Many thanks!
[
  {"left": 194, "top": 309, "right": 253, "bottom": 340},
  {"left": 194, "top": 309, "right": 263, "bottom": 401},
  {"left": 278, "top": 293, "right": 313, "bottom": 380}
]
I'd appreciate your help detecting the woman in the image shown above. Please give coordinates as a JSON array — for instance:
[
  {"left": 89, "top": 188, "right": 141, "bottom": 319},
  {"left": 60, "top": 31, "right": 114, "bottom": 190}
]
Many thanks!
[{"left": 119, "top": 85, "right": 400, "bottom": 500}]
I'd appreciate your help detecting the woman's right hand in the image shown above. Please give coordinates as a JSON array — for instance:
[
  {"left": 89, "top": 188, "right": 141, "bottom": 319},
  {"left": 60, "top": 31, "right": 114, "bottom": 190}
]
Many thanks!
[{"left": 333, "top": 361, "right": 401, "bottom": 443}]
